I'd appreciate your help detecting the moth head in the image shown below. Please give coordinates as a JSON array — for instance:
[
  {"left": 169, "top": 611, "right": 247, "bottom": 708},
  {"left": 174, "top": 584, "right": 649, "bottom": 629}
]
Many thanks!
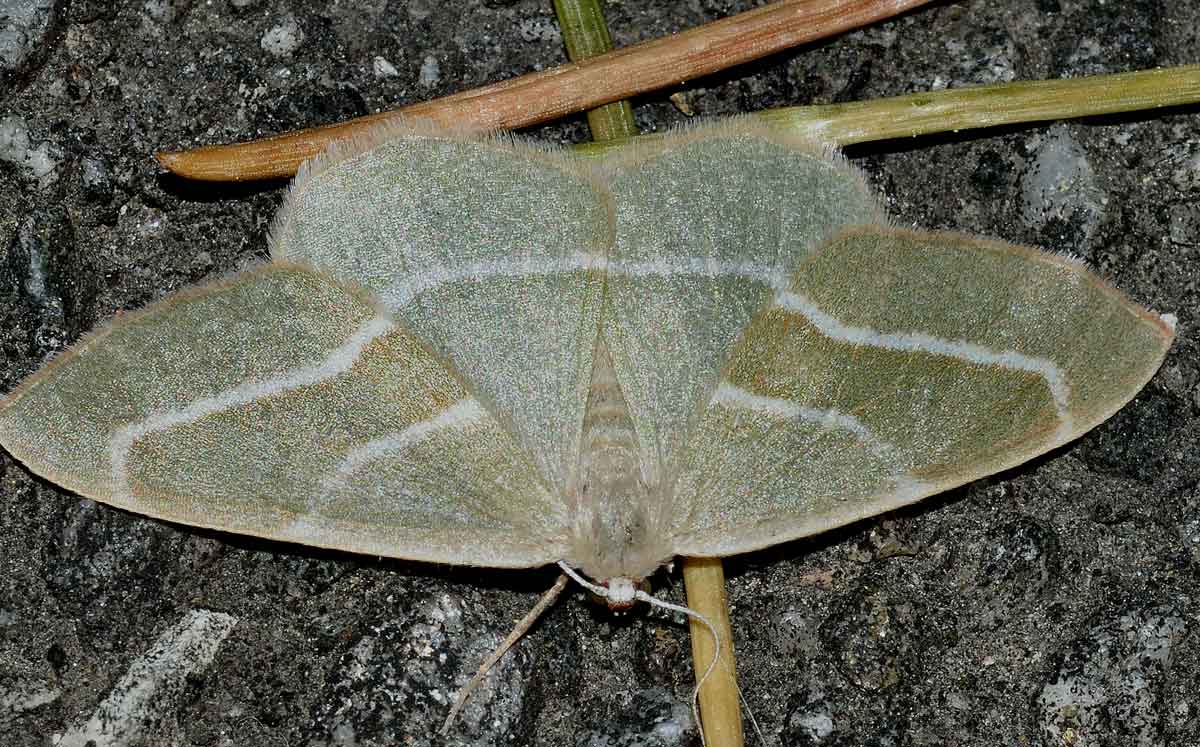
[{"left": 592, "top": 576, "right": 650, "bottom": 611}]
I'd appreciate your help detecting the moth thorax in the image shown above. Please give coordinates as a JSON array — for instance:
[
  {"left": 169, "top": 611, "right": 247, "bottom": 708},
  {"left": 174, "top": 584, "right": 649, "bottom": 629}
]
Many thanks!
[{"left": 569, "top": 334, "right": 666, "bottom": 581}]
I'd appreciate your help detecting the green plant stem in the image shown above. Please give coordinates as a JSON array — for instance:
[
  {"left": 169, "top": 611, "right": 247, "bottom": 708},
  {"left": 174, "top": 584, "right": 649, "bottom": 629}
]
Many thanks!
[
  {"left": 553, "top": 0, "right": 638, "bottom": 141},
  {"left": 574, "top": 64, "right": 1200, "bottom": 154},
  {"left": 774, "top": 63, "right": 1200, "bottom": 144}
]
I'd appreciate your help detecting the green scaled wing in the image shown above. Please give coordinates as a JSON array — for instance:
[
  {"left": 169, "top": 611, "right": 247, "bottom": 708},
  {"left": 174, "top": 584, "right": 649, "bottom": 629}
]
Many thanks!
[
  {"left": 601, "top": 120, "right": 885, "bottom": 493},
  {"left": 271, "top": 123, "right": 608, "bottom": 494},
  {"left": 0, "top": 264, "right": 567, "bottom": 568},
  {"left": 668, "top": 227, "right": 1175, "bottom": 557},
  {"left": 0, "top": 121, "right": 1176, "bottom": 575}
]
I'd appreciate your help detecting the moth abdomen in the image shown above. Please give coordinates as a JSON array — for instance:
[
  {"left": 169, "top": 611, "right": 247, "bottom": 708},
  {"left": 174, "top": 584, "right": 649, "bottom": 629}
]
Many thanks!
[{"left": 569, "top": 332, "right": 670, "bottom": 580}]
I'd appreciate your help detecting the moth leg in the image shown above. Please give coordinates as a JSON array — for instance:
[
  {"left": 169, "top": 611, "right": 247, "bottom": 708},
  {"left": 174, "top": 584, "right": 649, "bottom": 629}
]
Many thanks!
[{"left": 439, "top": 572, "right": 570, "bottom": 734}]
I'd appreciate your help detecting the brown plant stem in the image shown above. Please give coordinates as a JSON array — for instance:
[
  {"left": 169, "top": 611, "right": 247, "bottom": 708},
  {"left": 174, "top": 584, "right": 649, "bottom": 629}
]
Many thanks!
[
  {"left": 156, "top": 0, "right": 932, "bottom": 181},
  {"left": 683, "top": 557, "right": 744, "bottom": 747}
]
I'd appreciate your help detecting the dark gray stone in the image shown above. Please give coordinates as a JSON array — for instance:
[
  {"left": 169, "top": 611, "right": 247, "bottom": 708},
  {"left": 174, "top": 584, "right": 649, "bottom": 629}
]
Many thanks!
[
  {"left": 1037, "top": 605, "right": 1189, "bottom": 746},
  {"left": 0, "top": 0, "right": 56, "bottom": 78}
]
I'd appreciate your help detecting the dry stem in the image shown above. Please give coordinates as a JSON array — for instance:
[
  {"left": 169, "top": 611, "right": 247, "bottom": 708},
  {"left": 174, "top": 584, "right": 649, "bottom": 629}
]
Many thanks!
[
  {"left": 683, "top": 557, "right": 745, "bottom": 747},
  {"left": 156, "top": 0, "right": 932, "bottom": 181}
]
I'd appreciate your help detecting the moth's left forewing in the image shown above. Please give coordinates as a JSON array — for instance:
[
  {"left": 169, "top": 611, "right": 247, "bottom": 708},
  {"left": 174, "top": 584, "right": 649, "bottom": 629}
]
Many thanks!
[{"left": 669, "top": 226, "right": 1174, "bottom": 557}]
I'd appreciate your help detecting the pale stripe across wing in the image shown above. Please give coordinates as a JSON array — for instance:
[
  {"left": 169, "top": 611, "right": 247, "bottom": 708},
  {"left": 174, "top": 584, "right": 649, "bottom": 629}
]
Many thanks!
[
  {"left": 668, "top": 226, "right": 1173, "bottom": 559},
  {"left": 610, "top": 258, "right": 786, "bottom": 288},
  {"left": 319, "top": 398, "right": 488, "bottom": 498},
  {"left": 773, "top": 289, "right": 1075, "bottom": 440},
  {"left": 270, "top": 130, "right": 611, "bottom": 495},
  {"left": 0, "top": 263, "right": 569, "bottom": 568},
  {"left": 669, "top": 374, "right": 934, "bottom": 556},
  {"left": 600, "top": 121, "right": 885, "bottom": 498},
  {"left": 382, "top": 253, "right": 608, "bottom": 308},
  {"left": 109, "top": 308, "right": 568, "bottom": 564},
  {"left": 710, "top": 382, "right": 894, "bottom": 457},
  {"left": 378, "top": 250, "right": 794, "bottom": 492},
  {"left": 110, "top": 316, "right": 396, "bottom": 500},
  {"left": 381, "top": 253, "right": 789, "bottom": 309}
]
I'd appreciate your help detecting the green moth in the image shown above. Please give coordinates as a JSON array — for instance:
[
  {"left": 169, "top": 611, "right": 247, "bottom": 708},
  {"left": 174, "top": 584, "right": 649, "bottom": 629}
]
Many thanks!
[{"left": 0, "top": 119, "right": 1174, "bottom": 607}]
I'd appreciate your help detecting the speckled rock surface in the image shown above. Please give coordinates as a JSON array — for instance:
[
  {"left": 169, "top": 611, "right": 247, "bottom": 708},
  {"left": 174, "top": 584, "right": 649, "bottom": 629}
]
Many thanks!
[{"left": 1, "top": 2, "right": 1197, "bottom": 745}]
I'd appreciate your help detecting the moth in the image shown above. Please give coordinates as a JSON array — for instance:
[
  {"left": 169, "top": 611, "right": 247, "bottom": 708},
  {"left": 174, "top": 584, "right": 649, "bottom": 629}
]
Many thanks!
[{"left": 0, "top": 117, "right": 1174, "bottom": 715}]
